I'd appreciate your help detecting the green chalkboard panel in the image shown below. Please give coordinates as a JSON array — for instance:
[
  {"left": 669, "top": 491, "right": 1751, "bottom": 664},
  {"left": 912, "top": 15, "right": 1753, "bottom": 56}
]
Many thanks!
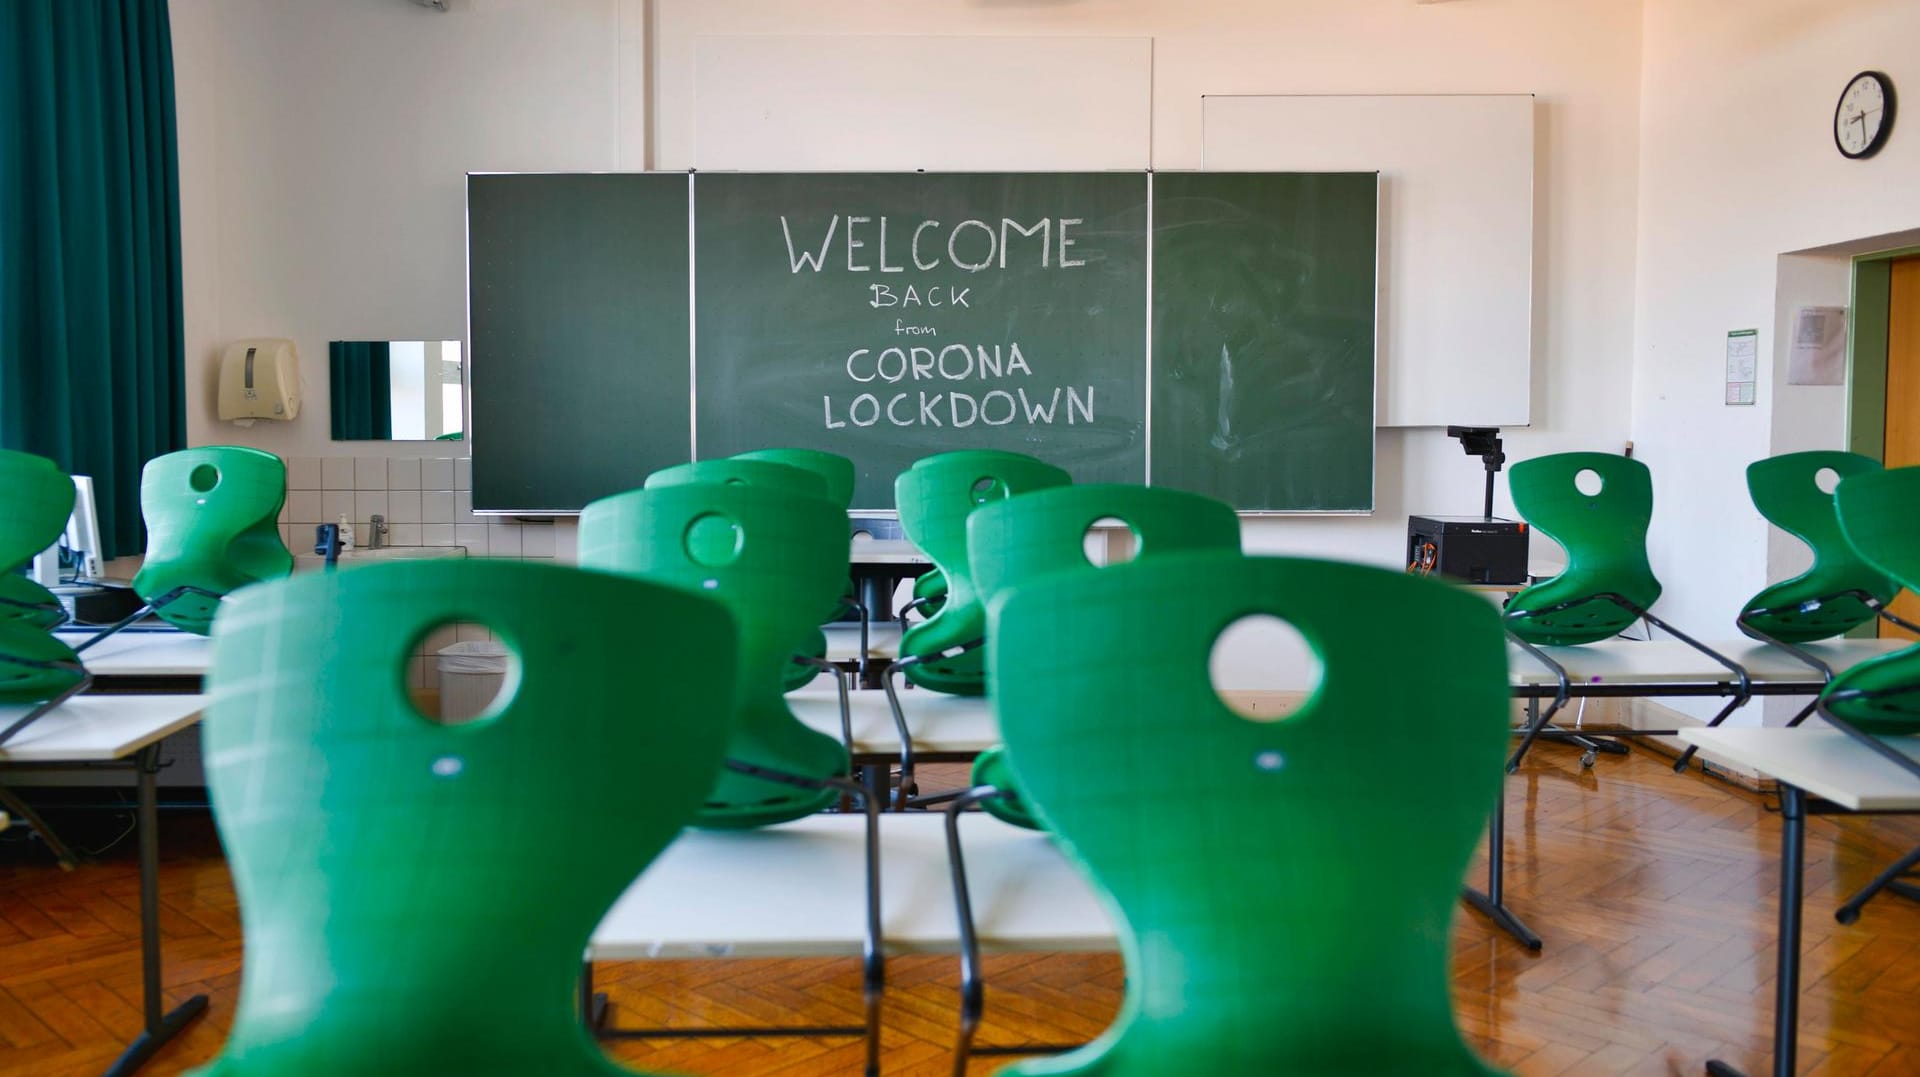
[
  {"left": 693, "top": 172, "right": 1149, "bottom": 509},
  {"left": 1150, "top": 172, "right": 1377, "bottom": 511},
  {"left": 468, "top": 173, "right": 691, "bottom": 512}
]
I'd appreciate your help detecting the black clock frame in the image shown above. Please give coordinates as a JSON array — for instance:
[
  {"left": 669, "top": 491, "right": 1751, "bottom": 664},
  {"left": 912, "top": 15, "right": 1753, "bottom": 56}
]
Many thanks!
[{"left": 1835, "top": 70, "right": 1897, "bottom": 160}]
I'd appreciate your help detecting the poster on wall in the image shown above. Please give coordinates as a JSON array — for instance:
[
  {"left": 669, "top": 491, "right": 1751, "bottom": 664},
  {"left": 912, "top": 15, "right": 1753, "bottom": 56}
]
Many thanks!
[
  {"left": 1724, "top": 329, "right": 1758, "bottom": 406},
  {"left": 1788, "top": 306, "right": 1847, "bottom": 386}
]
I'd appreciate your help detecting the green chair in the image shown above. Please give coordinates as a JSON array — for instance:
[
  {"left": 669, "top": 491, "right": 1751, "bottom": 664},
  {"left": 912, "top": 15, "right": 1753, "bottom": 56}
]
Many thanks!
[
  {"left": 1821, "top": 467, "right": 1920, "bottom": 923},
  {"left": 1672, "top": 451, "right": 1897, "bottom": 773},
  {"left": 0, "top": 450, "right": 75, "bottom": 631},
  {"left": 891, "top": 451, "right": 1071, "bottom": 699},
  {"left": 187, "top": 559, "right": 737, "bottom": 1077},
  {"left": 0, "top": 617, "right": 90, "bottom": 866},
  {"left": 81, "top": 447, "right": 294, "bottom": 649},
  {"left": 962, "top": 484, "right": 1241, "bottom": 829},
  {"left": 954, "top": 551, "right": 1510, "bottom": 1076},
  {"left": 1504, "top": 452, "right": 1749, "bottom": 773},
  {"left": 578, "top": 480, "right": 885, "bottom": 1071},
  {"left": 646, "top": 457, "right": 854, "bottom": 693},
  {"left": 735, "top": 447, "right": 857, "bottom": 508}
]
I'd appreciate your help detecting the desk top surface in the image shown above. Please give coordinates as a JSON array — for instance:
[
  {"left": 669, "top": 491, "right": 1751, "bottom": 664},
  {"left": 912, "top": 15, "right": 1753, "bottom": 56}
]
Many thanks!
[
  {"left": 1677, "top": 729, "right": 1920, "bottom": 811},
  {"left": 56, "top": 628, "right": 212, "bottom": 678},
  {"left": 1507, "top": 638, "right": 1905, "bottom": 688},
  {"left": 848, "top": 539, "right": 929, "bottom": 565},
  {"left": 592, "top": 811, "right": 1113, "bottom": 959},
  {"left": 0, "top": 694, "right": 208, "bottom": 763},
  {"left": 789, "top": 686, "right": 998, "bottom": 756}
]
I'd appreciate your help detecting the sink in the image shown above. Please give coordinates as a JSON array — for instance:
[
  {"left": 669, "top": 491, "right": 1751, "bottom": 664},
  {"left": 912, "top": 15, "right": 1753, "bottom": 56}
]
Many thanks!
[{"left": 293, "top": 546, "right": 468, "bottom": 572}]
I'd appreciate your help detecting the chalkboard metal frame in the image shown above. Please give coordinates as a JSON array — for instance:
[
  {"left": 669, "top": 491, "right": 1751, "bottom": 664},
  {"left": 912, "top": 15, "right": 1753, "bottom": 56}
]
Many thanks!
[{"left": 464, "top": 169, "right": 1377, "bottom": 516}]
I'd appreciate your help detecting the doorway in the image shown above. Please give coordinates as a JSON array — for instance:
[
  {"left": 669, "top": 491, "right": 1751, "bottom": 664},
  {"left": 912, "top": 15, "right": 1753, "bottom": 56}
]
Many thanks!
[{"left": 1875, "top": 255, "right": 1920, "bottom": 639}]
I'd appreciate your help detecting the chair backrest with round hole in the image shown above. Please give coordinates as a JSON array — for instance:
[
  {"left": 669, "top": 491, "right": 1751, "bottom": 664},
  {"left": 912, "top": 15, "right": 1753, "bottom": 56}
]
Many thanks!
[
  {"left": 1825, "top": 466, "right": 1920, "bottom": 735},
  {"left": 1741, "top": 451, "right": 1893, "bottom": 643},
  {"left": 1505, "top": 452, "right": 1661, "bottom": 646},
  {"left": 0, "top": 450, "right": 75, "bottom": 631},
  {"left": 133, "top": 447, "right": 293, "bottom": 634}
]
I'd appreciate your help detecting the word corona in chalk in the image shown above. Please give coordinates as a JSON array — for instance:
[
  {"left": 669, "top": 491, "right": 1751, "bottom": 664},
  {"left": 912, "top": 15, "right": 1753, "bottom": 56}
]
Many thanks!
[{"left": 781, "top": 215, "right": 1087, "bottom": 275}]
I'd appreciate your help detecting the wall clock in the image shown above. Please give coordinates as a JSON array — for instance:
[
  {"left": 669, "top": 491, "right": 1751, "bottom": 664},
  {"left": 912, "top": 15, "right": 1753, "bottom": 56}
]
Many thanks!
[{"left": 1835, "top": 71, "right": 1895, "bottom": 159}]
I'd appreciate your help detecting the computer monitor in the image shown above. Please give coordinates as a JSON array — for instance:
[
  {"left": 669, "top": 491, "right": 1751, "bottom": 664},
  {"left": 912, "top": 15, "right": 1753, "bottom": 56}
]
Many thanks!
[{"left": 30, "top": 475, "right": 105, "bottom": 585}]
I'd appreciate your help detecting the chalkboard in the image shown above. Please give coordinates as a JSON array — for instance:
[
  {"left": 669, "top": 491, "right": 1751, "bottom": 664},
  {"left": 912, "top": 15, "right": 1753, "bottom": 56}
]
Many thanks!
[
  {"left": 1151, "top": 172, "right": 1377, "bottom": 511},
  {"left": 694, "top": 172, "right": 1148, "bottom": 509},
  {"left": 467, "top": 173, "right": 691, "bottom": 512},
  {"left": 465, "top": 171, "right": 1377, "bottom": 514}
]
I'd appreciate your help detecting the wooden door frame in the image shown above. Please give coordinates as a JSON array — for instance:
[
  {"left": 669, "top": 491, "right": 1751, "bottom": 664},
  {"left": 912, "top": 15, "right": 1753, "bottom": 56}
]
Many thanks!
[{"left": 1846, "top": 245, "right": 1920, "bottom": 460}]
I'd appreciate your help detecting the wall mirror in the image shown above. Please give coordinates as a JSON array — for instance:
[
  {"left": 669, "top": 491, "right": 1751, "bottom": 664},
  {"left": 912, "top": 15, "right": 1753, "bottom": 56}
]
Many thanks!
[{"left": 330, "top": 340, "right": 465, "bottom": 441}]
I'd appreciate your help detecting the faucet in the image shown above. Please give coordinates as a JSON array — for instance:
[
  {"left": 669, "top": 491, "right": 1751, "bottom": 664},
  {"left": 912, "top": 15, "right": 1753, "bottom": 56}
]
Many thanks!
[{"left": 368, "top": 514, "right": 388, "bottom": 550}]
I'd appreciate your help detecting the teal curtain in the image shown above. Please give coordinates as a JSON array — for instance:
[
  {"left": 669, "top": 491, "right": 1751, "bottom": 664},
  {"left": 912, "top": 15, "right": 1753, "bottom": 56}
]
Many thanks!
[
  {"left": 329, "top": 341, "right": 393, "bottom": 440},
  {"left": 0, "top": 0, "right": 186, "bottom": 560}
]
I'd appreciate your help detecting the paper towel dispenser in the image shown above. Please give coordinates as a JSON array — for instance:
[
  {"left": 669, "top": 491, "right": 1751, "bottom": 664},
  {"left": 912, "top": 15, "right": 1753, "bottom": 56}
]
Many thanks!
[{"left": 218, "top": 338, "right": 301, "bottom": 423}]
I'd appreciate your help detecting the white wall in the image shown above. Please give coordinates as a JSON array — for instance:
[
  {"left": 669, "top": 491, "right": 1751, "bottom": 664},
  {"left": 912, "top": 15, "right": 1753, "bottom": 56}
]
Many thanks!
[
  {"left": 170, "top": 0, "right": 1646, "bottom": 572},
  {"left": 170, "top": 0, "right": 648, "bottom": 459},
  {"left": 1631, "top": 0, "right": 1920, "bottom": 719}
]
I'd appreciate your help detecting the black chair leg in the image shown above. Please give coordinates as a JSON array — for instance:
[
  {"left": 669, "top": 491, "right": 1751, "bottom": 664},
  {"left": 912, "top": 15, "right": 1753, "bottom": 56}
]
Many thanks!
[{"left": 1835, "top": 842, "right": 1920, "bottom": 925}]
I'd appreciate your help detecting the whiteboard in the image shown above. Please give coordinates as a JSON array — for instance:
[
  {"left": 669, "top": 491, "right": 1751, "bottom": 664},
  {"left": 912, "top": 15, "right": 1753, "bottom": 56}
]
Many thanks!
[
  {"left": 691, "top": 35, "right": 1152, "bottom": 171},
  {"left": 1202, "top": 94, "right": 1535, "bottom": 428}
]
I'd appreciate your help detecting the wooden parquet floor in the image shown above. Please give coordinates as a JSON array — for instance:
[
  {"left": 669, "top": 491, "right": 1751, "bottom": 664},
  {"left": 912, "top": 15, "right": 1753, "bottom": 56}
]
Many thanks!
[{"left": 2, "top": 746, "right": 1918, "bottom": 1076}]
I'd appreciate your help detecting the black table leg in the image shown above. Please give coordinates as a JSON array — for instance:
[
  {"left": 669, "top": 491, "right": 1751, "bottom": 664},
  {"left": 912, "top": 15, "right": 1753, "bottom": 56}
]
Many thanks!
[
  {"left": 104, "top": 743, "right": 208, "bottom": 1077},
  {"left": 1705, "top": 782, "right": 1804, "bottom": 1077},
  {"left": 1462, "top": 779, "right": 1542, "bottom": 950}
]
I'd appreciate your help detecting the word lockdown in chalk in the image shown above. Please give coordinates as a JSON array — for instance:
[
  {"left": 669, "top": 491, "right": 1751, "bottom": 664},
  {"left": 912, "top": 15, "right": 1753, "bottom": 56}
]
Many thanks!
[{"left": 822, "top": 339, "right": 1096, "bottom": 430}]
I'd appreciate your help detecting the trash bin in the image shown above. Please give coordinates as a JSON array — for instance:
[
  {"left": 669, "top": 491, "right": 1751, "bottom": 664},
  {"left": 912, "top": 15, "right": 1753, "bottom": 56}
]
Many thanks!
[{"left": 438, "top": 640, "right": 510, "bottom": 721}]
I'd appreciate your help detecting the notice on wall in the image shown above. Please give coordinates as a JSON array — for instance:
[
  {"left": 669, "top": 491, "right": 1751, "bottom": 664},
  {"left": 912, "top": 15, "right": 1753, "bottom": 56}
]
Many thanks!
[
  {"left": 1725, "top": 329, "right": 1758, "bottom": 406},
  {"left": 1788, "top": 306, "right": 1847, "bottom": 386}
]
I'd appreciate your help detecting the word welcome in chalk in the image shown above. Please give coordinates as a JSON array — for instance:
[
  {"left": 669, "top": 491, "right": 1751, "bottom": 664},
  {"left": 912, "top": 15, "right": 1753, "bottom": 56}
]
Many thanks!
[
  {"left": 824, "top": 342, "right": 1094, "bottom": 429},
  {"left": 781, "top": 216, "right": 1088, "bottom": 274}
]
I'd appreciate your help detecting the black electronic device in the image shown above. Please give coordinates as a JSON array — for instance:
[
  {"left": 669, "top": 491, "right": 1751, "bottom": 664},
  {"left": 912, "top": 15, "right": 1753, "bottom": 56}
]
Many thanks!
[{"left": 1406, "top": 426, "right": 1531, "bottom": 585}]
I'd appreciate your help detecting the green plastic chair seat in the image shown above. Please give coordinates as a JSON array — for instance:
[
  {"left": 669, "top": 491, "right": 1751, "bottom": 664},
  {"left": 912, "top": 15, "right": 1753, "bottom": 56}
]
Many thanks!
[
  {"left": 580, "top": 481, "right": 851, "bottom": 828},
  {"left": 1505, "top": 452, "right": 1661, "bottom": 646},
  {"left": 132, "top": 447, "right": 294, "bottom": 634},
  {"left": 988, "top": 552, "right": 1510, "bottom": 1076},
  {"left": 188, "top": 559, "right": 735, "bottom": 1077},
  {"left": 1741, "top": 451, "right": 1893, "bottom": 643},
  {"left": 0, "top": 624, "right": 84, "bottom": 704},
  {"left": 895, "top": 451, "right": 1071, "bottom": 695},
  {"left": 963, "top": 484, "right": 1242, "bottom": 829},
  {"left": 1825, "top": 467, "right": 1920, "bottom": 735},
  {"left": 0, "top": 450, "right": 75, "bottom": 631},
  {"left": 646, "top": 457, "right": 847, "bottom": 692}
]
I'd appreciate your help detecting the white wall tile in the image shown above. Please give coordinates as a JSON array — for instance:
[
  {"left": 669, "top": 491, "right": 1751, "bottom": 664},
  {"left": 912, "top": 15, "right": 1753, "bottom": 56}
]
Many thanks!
[
  {"left": 287, "top": 489, "right": 322, "bottom": 523},
  {"left": 421, "top": 458, "right": 454, "bottom": 490},
  {"left": 279, "top": 523, "right": 293, "bottom": 548},
  {"left": 387, "top": 458, "right": 422, "bottom": 490},
  {"left": 355, "top": 491, "right": 389, "bottom": 523},
  {"left": 389, "top": 523, "right": 423, "bottom": 547},
  {"left": 455, "top": 621, "right": 493, "bottom": 642},
  {"left": 554, "top": 522, "right": 578, "bottom": 564},
  {"left": 455, "top": 522, "right": 488, "bottom": 554},
  {"left": 453, "top": 489, "right": 474, "bottom": 521},
  {"left": 453, "top": 457, "right": 471, "bottom": 490},
  {"left": 423, "top": 622, "right": 461, "bottom": 658},
  {"left": 486, "top": 522, "right": 522, "bottom": 557},
  {"left": 322, "top": 457, "right": 355, "bottom": 490},
  {"left": 521, "top": 524, "right": 556, "bottom": 558},
  {"left": 421, "top": 523, "right": 455, "bottom": 546},
  {"left": 421, "top": 490, "right": 454, "bottom": 523},
  {"left": 277, "top": 498, "right": 289, "bottom": 523},
  {"left": 355, "top": 457, "right": 387, "bottom": 490},
  {"left": 322, "top": 490, "right": 355, "bottom": 523},
  {"left": 289, "top": 456, "right": 323, "bottom": 490},
  {"left": 409, "top": 655, "right": 432, "bottom": 691},
  {"left": 387, "top": 490, "right": 423, "bottom": 524}
]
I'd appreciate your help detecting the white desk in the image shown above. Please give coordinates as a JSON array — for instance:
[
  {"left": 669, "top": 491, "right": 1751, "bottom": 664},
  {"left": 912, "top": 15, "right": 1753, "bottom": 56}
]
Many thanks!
[
  {"left": 790, "top": 687, "right": 998, "bottom": 758},
  {"left": 56, "top": 628, "right": 212, "bottom": 681},
  {"left": 824, "top": 622, "right": 901, "bottom": 662},
  {"left": 591, "top": 812, "right": 1112, "bottom": 960},
  {"left": 0, "top": 695, "right": 211, "bottom": 1075},
  {"left": 1677, "top": 728, "right": 1920, "bottom": 1077},
  {"left": 848, "top": 539, "right": 930, "bottom": 566},
  {"left": 1506, "top": 637, "right": 1902, "bottom": 689}
]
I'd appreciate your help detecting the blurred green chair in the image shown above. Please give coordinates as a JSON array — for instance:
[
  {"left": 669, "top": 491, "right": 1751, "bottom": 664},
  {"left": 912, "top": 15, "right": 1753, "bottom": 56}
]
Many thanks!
[
  {"left": 961, "top": 484, "right": 1240, "bottom": 829},
  {"left": 578, "top": 480, "right": 885, "bottom": 1070},
  {"left": 188, "top": 559, "right": 736, "bottom": 1077},
  {"left": 950, "top": 552, "right": 1510, "bottom": 1076},
  {"left": 646, "top": 457, "right": 854, "bottom": 693},
  {"left": 734, "top": 447, "right": 856, "bottom": 508},
  {"left": 0, "top": 618, "right": 90, "bottom": 867},
  {"left": 80, "top": 447, "right": 294, "bottom": 650},
  {"left": 890, "top": 451, "right": 1069, "bottom": 698},
  {"left": 1822, "top": 466, "right": 1920, "bottom": 923},
  {"left": 0, "top": 450, "right": 75, "bottom": 632},
  {"left": 1504, "top": 452, "right": 1749, "bottom": 773},
  {"left": 1673, "top": 451, "right": 1898, "bottom": 773}
]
